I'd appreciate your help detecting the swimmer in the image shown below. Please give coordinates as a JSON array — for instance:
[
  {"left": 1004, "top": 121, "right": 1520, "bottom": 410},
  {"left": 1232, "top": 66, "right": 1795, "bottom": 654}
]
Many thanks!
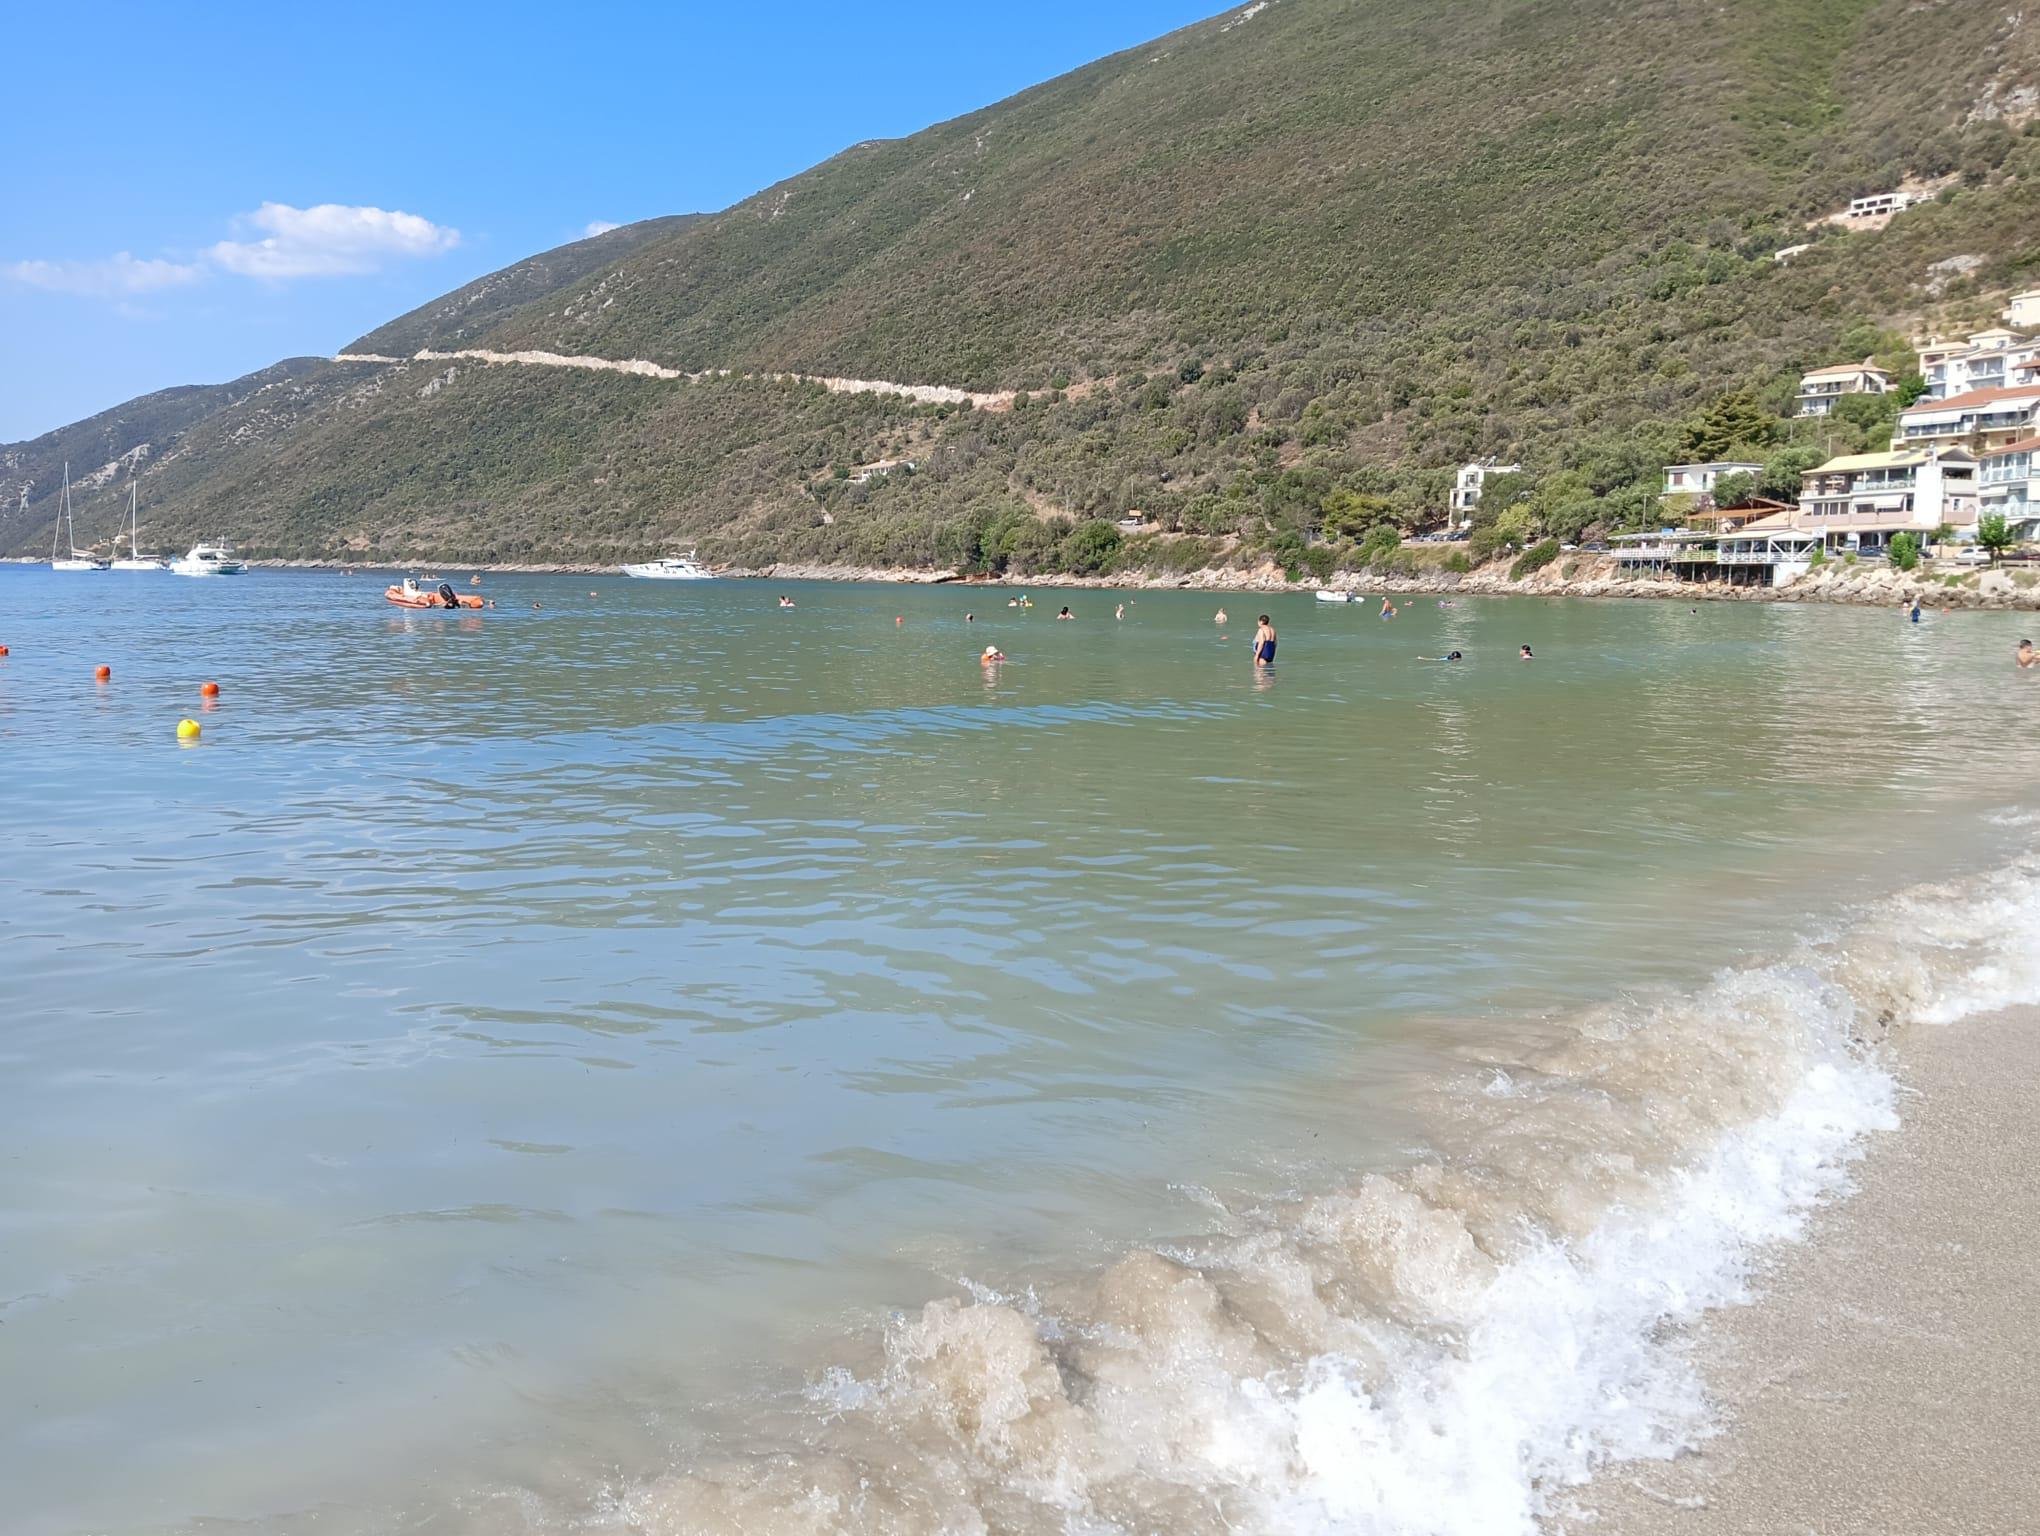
[
  {"left": 1909, "top": 598, "right": 1923, "bottom": 625},
  {"left": 532, "top": 602, "right": 543, "bottom": 610},
  {"left": 1379, "top": 598, "right": 1396, "bottom": 619},
  {"left": 966, "top": 613, "right": 976, "bottom": 623},
  {"left": 1115, "top": 603, "right": 1125, "bottom": 621},
  {"left": 1057, "top": 606, "right": 1074, "bottom": 621},
  {"left": 778, "top": 595, "right": 795, "bottom": 608},
  {"left": 981, "top": 645, "right": 1006, "bottom": 664},
  {"left": 1215, "top": 607, "right": 1228, "bottom": 626},
  {"left": 1519, "top": 644, "right": 1534, "bottom": 660},
  {"left": 1423, "top": 650, "right": 1463, "bottom": 662},
  {"left": 2020, "top": 639, "right": 2037, "bottom": 669},
  {"left": 1008, "top": 598, "right": 1019, "bottom": 608},
  {"left": 896, "top": 615, "right": 904, "bottom": 626},
  {"left": 1253, "top": 614, "right": 1277, "bottom": 667}
]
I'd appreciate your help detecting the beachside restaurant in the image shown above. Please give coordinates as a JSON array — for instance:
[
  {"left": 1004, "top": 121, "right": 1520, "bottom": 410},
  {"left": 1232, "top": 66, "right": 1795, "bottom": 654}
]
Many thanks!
[
  {"left": 1715, "top": 514, "right": 1822, "bottom": 584},
  {"left": 1607, "top": 529, "right": 1725, "bottom": 582}
]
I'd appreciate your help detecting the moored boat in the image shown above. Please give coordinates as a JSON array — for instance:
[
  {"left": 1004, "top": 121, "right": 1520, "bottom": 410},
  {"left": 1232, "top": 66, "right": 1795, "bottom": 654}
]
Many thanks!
[
  {"left": 170, "top": 542, "right": 247, "bottom": 576},
  {"left": 49, "top": 464, "right": 109, "bottom": 571},
  {"left": 111, "top": 482, "right": 168, "bottom": 570},
  {"left": 622, "top": 552, "right": 714, "bottom": 580}
]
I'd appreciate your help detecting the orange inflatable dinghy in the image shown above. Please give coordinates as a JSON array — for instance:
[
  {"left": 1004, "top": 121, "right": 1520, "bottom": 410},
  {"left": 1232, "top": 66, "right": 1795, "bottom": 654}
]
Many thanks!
[{"left": 386, "top": 579, "right": 485, "bottom": 609}]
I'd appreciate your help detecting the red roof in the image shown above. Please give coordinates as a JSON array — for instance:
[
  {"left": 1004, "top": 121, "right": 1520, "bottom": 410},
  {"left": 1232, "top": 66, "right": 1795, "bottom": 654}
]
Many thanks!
[
  {"left": 1901, "top": 383, "right": 2040, "bottom": 415},
  {"left": 1985, "top": 435, "right": 2040, "bottom": 456}
]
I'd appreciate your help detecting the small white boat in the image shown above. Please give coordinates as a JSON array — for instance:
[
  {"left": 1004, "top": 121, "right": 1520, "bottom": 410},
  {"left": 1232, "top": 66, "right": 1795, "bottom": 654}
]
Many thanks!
[
  {"left": 111, "top": 482, "right": 168, "bottom": 570},
  {"left": 1314, "top": 589, "right": 1354, "bottom": 603},
  {"left": 49, "top": 464, "right": 109, "bottom": 571},
  {"left": 170, "top": 541, "right": 247, "bottom": 577},
  {"left": 622, "top": 552, "right": 714, "bottom": 580}
]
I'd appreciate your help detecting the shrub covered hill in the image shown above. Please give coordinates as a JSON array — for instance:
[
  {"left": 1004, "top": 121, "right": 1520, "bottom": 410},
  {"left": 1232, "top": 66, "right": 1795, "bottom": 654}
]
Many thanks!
[{"left": 7, "top": 0, "right": 2040, "bottom": 575}]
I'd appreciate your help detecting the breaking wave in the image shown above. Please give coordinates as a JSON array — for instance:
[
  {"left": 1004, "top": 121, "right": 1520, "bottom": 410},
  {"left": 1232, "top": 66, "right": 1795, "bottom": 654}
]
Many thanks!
[{"left": 601, "top": 858, "right": 2040, "bottom": 1535}]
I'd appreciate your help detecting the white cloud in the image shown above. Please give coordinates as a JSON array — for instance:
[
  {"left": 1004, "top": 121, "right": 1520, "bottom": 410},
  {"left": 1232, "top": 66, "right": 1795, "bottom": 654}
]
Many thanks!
[
  {"left": 583, "top": 220, "right": 623, "bottom": 238},
  {"left": 4, "top": 252, "right": 203, "bottom": 297},
  {"left": 207, "top": 202, "right": 460, "bottom": 279}
]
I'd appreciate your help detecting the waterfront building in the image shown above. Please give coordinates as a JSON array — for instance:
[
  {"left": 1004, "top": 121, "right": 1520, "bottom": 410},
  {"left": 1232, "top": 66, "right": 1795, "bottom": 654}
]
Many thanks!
[
  {"left": 1978, "top": 435, "right": 2040, "bottom": 540},
  {"left": 1450, "top": 459, "right": 1520, "bottom": 521},
  {"left": 1796, "top": 447, "right": 1977, "bottom": 552}
]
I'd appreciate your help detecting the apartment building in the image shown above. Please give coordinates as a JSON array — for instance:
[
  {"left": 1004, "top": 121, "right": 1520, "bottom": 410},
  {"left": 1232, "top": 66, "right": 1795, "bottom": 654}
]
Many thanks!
[
  {"left": 1794, "top": 360, "right": 1890, "bottom": 417},
  {"left": 1795, "top": 447, "right": 1977, "bottom": 553},
  {"left": 1916, "top": 329, "right": 2040, "bottom": 401},
  {"left": 1895, "top": 385, "right": 2040, "bottom": 452},
  {"left": 1978, "top": 435, "right": 2040, "bottom": 539}
]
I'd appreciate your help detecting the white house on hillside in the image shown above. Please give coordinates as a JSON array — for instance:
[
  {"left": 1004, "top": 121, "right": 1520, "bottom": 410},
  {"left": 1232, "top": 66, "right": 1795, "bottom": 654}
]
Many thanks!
[
  {"left": 1847, "top": 190, "right": 1915, "bottom": 219},
  {"left": 2006, "top": 291, "right": 2040, "bottom": 329},
  {"left": 1794, "top": 360, "right": 1890, "bottom": 417},
  {"left": 1451, "top": 459, "right": 1519, "bottom": 522},
  {"left": 1662, "top": 461, "right": 1763, "bottom": 502},
  {"left": 1916, "top": 329, "right": 2040, "bottom": 401}
]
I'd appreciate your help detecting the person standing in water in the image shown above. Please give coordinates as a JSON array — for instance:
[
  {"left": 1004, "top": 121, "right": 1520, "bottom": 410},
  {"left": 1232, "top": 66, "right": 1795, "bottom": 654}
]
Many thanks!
[
  {"left": 1115, "top": 602, "right": 1125, "bottom": 621},
  {"left": 2018, "top": 639, "right": 2037, "bottom": 669},
  {"left": 1215, "top": 606, "right": 1228, "bottom": 626},
  {"left": 1910, "top": 597, "right": 1923, "bottom": 625},
  {"left": 1520, "top": 644, "right": 1534, "bottom": 660},
  {"left": 1253, "top": 614, "right": 1277, "bottom": 666}
]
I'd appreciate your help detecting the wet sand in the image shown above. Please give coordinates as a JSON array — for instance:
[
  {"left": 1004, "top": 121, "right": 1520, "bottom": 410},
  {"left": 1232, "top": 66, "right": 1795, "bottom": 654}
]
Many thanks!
[{"left": 1563, "top": 1007, "right": 2040, "bottom": 1535}]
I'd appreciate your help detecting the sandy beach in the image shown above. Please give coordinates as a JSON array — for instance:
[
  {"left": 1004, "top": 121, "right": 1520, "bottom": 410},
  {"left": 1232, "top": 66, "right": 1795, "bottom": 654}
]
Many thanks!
[{"left": 1564, "top": 1006, "right": 2040, "bottom": 1536}]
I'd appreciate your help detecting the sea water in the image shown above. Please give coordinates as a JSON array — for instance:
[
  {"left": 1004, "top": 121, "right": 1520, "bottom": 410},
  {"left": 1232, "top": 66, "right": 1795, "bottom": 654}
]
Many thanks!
[{"left": 3, "top": 567, "right": 2037, "bottom": 1534}]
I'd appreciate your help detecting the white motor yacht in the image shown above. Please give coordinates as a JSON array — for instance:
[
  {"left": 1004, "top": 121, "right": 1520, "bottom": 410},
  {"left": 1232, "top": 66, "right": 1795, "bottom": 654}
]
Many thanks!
[
  {"left": 621, "top": 552, "right": 714, "bottom": 580},
  {"left": 170, "top": 542, "right": 248, "bottom": 576},
  {"left": 49, "top": 464, "right": 109, "bottom": 571}
]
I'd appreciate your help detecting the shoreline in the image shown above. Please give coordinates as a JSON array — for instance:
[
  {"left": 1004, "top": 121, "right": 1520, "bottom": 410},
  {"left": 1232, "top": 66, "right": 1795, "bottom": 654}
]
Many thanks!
[
  {"left": 1562, "top": 1006, "right": 2040, "bottom": 1535},
  {"left": 10, "top": 553, "right": 2036, "bottom": 610}
]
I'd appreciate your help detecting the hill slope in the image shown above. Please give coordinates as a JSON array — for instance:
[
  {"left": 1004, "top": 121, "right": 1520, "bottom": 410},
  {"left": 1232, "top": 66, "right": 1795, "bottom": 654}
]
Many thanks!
[{"left": 6, "top": 0, "right": 2039, "bottom": 569}]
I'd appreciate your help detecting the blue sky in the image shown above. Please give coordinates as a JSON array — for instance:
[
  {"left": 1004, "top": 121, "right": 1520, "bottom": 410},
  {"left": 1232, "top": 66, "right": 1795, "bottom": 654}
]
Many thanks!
[{"left": 0, "top": 0, "right": 1222, "bottom": 442}]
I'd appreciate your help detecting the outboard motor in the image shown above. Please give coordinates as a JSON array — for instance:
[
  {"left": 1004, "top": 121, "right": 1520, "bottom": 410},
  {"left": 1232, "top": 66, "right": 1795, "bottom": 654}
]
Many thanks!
[{"left": 437, "top": 582, "right": 459, "bottom": 607}]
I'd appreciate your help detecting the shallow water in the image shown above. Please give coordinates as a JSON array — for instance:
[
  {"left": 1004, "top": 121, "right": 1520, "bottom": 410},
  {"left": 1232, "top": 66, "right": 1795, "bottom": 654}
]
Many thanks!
[{"left": 2, "top": 568, "right": 2036, "bottom": 1534}]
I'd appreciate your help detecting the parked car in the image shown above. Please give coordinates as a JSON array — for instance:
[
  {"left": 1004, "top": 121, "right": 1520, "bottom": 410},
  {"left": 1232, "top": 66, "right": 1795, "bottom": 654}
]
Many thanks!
[{"left": 1949, "top": 546, "right": 1991, "bottom": 567}]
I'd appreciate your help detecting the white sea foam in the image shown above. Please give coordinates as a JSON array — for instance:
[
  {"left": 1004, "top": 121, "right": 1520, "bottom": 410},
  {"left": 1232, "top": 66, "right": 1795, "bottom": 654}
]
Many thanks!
[{"left": 613, "top": 859, "right": 2040, "bottom": 1535}]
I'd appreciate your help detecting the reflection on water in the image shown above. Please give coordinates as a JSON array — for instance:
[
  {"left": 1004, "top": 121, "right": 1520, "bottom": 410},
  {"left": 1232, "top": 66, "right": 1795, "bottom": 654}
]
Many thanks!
[{"left": 1, "top": 568, "right": 2035, "bottom": 1533}]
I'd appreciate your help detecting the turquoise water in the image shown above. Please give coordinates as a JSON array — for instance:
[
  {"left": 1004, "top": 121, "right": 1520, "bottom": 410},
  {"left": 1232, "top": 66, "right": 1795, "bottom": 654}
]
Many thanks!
[{"left": 2, "top": 567, "right": 2035, "bottom": 1533}]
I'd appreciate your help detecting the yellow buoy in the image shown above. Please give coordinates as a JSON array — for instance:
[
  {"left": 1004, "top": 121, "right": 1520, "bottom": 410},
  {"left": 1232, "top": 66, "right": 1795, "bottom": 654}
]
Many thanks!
[{"left": 176, "top": 718, "right": 202, "bottom": 741}]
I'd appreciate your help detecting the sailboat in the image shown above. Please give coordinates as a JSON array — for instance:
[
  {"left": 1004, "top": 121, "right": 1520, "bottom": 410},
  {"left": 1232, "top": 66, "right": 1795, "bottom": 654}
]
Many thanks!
[
  {"left": 110, "top": 480, "right": 167, "bottom": 570},
  {"left": 49, "top": 464, "right": 110, "bottom": 571}
]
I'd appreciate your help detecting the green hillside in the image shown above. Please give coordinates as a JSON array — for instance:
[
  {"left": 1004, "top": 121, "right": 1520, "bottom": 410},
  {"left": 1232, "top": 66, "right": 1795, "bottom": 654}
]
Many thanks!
[{"left": 5, "top": 0, "right": 2039, "bottom": 571}]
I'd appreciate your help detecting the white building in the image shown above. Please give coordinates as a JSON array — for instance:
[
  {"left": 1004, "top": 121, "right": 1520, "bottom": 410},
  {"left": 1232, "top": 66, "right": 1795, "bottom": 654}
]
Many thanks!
[
  {"left": 1916, "top": 329, "right": 2040, "bottom": 401},
  {"left": 1794, "top": 447, "right": 1977, "bottom": 550},
  {"left": 1450, "top": 459, "right": 1519, "bottom": 521},
  {"left": 1794, "top": 360, "right": 1890, "bottom": 417},
  {"left": 1848, "top": 190, "right": 1915, "bottom": 219},
  {"left": 1661, "top": 461, "right": 1763, "bottom": 502},
  {"left": 1978, "top": 434, "right": 2040, "bottom": 540},
  {"left": 2005, "top": 290, "right": 2040, "bottom": 329},
  {"left": 1895, "top": 384, "right": 2040, "bottom": 451}
]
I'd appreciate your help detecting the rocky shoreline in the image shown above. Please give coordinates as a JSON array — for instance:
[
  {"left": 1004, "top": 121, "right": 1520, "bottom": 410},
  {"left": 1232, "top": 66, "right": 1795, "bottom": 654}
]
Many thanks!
[
  {"left": 12, "top": 553, "right": 2038, "bottom": 610},
  {"left": 735, "top": 554, "right": 2040, "bottom": 611}
]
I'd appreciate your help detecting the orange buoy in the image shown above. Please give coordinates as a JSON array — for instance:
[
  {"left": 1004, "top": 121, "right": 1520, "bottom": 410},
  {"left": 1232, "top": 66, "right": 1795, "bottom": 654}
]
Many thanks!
[
  {"left": 95, "top": 664, "right": 111, "bottom": 681},
  {"left": 0, "top": 644, "right": 10, "bottom": 656},
  {"left": 200, "top": 681, "right": 220, "bottom": 698}
]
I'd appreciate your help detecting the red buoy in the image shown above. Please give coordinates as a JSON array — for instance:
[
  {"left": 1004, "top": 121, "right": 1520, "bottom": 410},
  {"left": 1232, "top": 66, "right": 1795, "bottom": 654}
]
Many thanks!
[
  {"left": 200, "top": 681, "right": 221, "bottom": 698},
  {"left": 95, "top": 664, "right": 111, "bottom": 681}
]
